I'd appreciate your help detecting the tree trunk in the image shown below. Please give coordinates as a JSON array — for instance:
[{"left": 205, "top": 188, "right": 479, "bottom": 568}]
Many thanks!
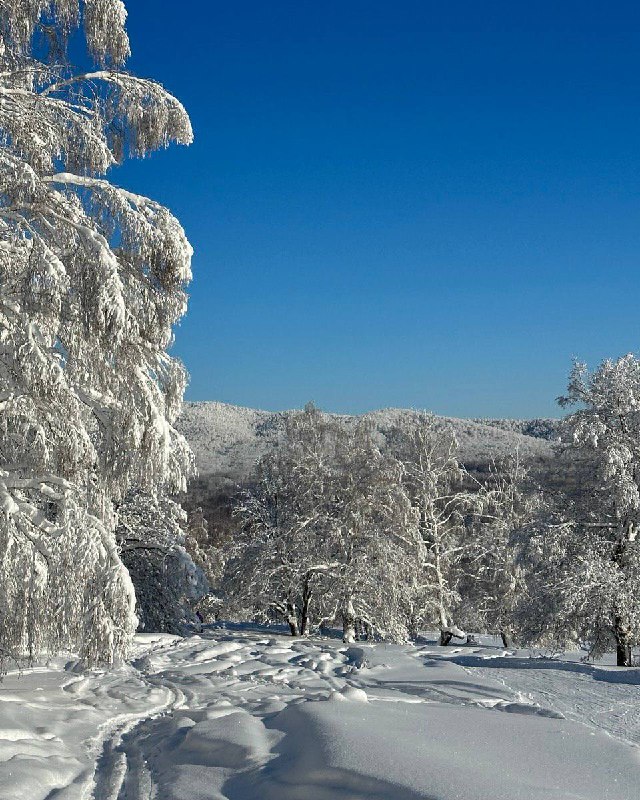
[
  {"left": 300, "top": 580, "right": 312, "bottom": 636},
  {"left": 614, "top": 615, "right": 633, "bottom": 666},
  {"left": 438, "top": 601, "right": 452, "bottom": 646},
  {"left": 440, "top": 623, "right": 465, "bottom": 646},
  {"left": 342, "top": 596, "right": 356, "bottom": 643},
  {"left": 500, "top": 630, "right": 512, "bottom": 648},
  {"left": 286, "top": 601, "right": 299, "bottom": 637},
  {"left": 439, "top": 629, "right": 453, "bottom": 646},
  {"left": 300, "top": 612, "right": 309, "bottom": 636},
  {"left": 358, "top": 620, "right": 373, "bottom": 641},
  {"left": 435, "top": 552, "right": 453, "bottom": 647},
  {"left": 612, "top": 537, "right": 633, "bottom": 666}
]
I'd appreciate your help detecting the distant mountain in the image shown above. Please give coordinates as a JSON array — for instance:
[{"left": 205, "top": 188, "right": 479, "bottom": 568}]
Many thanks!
[{"left": 176, "top": 402, "right": 558, "bottom": 482}]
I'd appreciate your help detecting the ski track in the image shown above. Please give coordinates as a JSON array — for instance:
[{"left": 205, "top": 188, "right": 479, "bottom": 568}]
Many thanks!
[
  {"left": 1, "top": 630, "right": 639, "bottom": 800},
  {"left": 107, "top": 632, "right": 355, "bottom": 800}
]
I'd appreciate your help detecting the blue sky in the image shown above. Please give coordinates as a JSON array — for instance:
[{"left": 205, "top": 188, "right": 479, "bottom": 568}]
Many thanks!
[{"left": 116, "top": 1, "right": 640, "bottom": 417}]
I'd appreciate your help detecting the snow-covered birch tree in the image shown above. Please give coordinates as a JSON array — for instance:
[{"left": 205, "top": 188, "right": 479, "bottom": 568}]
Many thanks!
[
  {"left": 224, "top": 403, "right": 339, "bottom": 636},
  {"left": 0, "top": 1, "right": 193, "bottom": 665},
  {"left": 224, "top": 405, "right": 420, "bottom": 642},
  {"left": 460, "top": 456, "right": 537, "bottom": 647},
  {"left": 389, "top": 414, "right": 478, "bottom": 644},
  {"left": 325, "top": 419, "right": 419, "bottom": 643},
  {"left": 525, "top": 356, "right": 640, "bottom": 666}
]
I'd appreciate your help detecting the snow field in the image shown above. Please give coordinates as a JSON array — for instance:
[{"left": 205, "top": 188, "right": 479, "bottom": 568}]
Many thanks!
[{"left": 0, "top": 630, "right": 638, "bottom": 799}]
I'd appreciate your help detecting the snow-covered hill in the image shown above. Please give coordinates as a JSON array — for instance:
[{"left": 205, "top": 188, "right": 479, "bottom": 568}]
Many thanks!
[{"left": 176, "top": 401, "right": 557, "bottom": 480}]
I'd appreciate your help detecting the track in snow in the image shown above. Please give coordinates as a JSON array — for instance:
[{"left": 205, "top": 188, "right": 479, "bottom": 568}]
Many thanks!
[{"left": 2, "top": 630, "right": 639, "bottom": 800}]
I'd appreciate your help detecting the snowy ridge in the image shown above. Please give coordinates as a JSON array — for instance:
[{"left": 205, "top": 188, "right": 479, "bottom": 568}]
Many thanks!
[{"left": 177, "top": 402, "right": 556, "bottom": 479}]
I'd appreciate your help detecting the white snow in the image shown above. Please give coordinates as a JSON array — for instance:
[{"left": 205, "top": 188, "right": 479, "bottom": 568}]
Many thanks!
[
  {"left": 176, "top": 401, "right": 553, "bottom": 478},
  {"left": 0, "top": 629, "right": 638, "bottom": 799}
]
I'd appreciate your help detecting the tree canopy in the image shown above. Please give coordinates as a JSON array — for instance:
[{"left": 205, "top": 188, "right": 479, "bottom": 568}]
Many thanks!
[{"left": 0, "top": 0, "right": 193, "bottom": 665}]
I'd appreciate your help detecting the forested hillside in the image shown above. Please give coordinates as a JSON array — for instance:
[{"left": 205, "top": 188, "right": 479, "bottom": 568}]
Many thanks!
[
  {"left": 176, "top": 403, "right": 559, "bottom": 577},
  {"left": 177, "top": 401, "right": 558, "bottom": 481}
]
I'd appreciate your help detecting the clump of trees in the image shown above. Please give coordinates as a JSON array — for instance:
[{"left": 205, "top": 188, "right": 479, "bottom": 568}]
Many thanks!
[
  {"left": 221, "top": 404, "right": 527, "bottom": 646},
  {"left": 0, "top": 1, "right": 193, "bottom": 665},
  {"left": 223, "top": 404, "right": 420, "bottom": 642},
  {"left": 217, "top": 355, "right": 640, "bottom": 666}
]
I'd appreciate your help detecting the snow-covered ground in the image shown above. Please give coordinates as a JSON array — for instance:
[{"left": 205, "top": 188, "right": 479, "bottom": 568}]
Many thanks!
[{"left": 1, "top": 629, "right": 639, "bottom": 800}]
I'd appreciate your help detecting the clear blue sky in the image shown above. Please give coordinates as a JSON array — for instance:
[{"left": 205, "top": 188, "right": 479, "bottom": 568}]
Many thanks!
[{"left": 116, "top": 1, "right": 640, "bottom": 418}]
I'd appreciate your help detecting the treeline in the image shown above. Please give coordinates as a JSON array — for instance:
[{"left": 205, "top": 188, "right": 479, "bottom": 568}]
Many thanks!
[{"left": 205, "top": 355, "right": 640, "bottom": 667}]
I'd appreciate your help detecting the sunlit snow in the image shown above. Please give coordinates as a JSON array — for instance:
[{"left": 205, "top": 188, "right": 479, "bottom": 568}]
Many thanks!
[{"left": 0, "top": 628, "right": 638, "bottom": 799}]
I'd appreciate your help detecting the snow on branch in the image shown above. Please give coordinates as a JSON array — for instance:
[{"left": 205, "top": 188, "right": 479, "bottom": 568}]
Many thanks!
[{"left": 0, "top": 0, "right": 194, "bottom": 665}]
